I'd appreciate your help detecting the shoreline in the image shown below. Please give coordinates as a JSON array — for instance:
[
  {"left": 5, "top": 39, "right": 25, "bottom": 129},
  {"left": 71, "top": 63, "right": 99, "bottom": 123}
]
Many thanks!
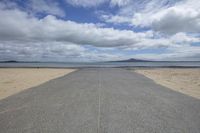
[
  {"left": 1, "top": 61, "right": 200, "bottom": 69},
  {"left": 1, "top": 66, "right": 200, "bottom": 69}
]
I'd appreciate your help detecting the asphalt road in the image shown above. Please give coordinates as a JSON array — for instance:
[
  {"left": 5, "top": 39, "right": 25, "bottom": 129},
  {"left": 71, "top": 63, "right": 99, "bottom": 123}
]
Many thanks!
[{"left": 0, "top": 68, "right": 200, "bottom": 133}]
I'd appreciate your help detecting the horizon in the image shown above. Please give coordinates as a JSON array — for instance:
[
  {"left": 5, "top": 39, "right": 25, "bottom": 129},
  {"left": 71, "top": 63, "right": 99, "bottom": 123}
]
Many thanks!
[
  {"left": 1, "top": 59, "right": 200, "bottom": 63},
  {"left": 0, "top": 0, "right": 200, "bottom": 62}
]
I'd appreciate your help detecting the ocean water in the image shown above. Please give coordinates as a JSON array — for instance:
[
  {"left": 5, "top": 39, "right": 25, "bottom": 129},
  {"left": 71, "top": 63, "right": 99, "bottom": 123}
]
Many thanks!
[{"left": 0, "top": 62, "right": 200, "bottom": 68}]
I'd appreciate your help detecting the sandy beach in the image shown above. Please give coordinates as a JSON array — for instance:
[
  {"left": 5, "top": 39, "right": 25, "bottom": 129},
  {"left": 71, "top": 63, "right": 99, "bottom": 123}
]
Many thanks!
[
  {"left": 0, "top": 68, "right": 76, "bottom": 100},
  {"left": 135, "top": 68, "right": 200, "bottom": 99}
]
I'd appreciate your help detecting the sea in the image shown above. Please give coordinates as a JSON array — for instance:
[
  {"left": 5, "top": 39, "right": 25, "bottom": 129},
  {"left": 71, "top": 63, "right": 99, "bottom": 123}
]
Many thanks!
[{"left": 0, "top": 61, "right": 200, "bottom": 68}]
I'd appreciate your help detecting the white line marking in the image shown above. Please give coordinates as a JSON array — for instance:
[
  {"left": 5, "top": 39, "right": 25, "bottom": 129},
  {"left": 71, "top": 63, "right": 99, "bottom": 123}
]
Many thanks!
[{"left": 97, "top": 69, "right": 101, "bottom": 133}]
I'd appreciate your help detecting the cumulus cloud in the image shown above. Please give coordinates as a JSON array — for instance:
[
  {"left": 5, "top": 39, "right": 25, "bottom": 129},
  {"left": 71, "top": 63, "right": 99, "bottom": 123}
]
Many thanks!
[
  {"left": 0, "top": 40, "right": 126, "bottom": 62},
  {"left": 0, "top": 0, "right": 199, "bottom": 61},
  {"left": 0, "top": 5, "right": 143, "bottom": 61},
  {"left": 151, "top": 4, "right": 200, "bottom": 34},
  {"left": 133, "top": 45, "right": 200, "bottom": 61},
  {"left": 101, "top": 0, "right": 200, "bottom": 34},
  {"left": 0, "top": 7, "right": 151, "bottom": 48},
  {"left": 2, "top": 7, "right": 198, "bottom": 48},
  {"left": 0, "top": 41, "right": 85, "bottom": 61},
  {"left": 132, "top": 0, "right": 200, "bottom": 34}
]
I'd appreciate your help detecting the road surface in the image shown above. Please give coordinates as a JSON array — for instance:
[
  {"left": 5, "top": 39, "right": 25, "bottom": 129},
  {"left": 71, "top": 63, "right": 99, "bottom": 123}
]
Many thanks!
[{"left": 0, "top": 68, "right": 200, "bottom": 133}]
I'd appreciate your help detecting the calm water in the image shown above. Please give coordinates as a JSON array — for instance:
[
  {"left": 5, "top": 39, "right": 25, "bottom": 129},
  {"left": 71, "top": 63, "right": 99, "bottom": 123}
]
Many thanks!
[{"left": 0, "top": 62, "right": 200, "bottom": 68}]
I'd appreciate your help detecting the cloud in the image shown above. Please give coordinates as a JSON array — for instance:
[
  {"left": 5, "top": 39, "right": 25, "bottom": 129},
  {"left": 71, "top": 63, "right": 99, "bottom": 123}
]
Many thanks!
[
  {"left": 0, "top": 40, "right": 126, "bottom": 62},
  {"left": 100, "top": 14, "right": 131, "bottom": 24},
  {"left": 101, "top": 0, "right": 200, "bottom": 34},
  {"left": 132, "top": 0, "right": 200, "bottom": 34},
  {"left": 0, "top": 6, "right": 144, "bottom": 61},
  {"left": 2, "top": 7, "right": 197, "bottom": 49},
  {"left": 0, "top": 0, "right": 65, "bottom": 17},
  {"left": 0, "top": 41, "right": 85, "bottom": 61},
  {"left": 110, "top": 0, "right": 132, "bottom": 7},
  {"left": 64, "top": 0, "right": 131, "bottom": 8},
  {"left": 65, "top": 0, "right": 108, "bottom": 7},
  {"left": 151, "top": 3, "right": 200, "bottom": 34},
  {"left": 0, "top": 1, "right": 200, "bottom": 61},
  {"left": 133, "top": 45, "right": 200, "bottom": 61},
  {"left": 0, "top": 7, "right": 152, "bottom": 48},
  {"left": 28, "top": 0, "right": 65, "bottom": 17}
]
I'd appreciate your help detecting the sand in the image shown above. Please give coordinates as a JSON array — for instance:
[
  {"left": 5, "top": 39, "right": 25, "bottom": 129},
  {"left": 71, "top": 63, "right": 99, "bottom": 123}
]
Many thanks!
[
  {"left": 135, "top": 68, "right": 200, "bottom": 99},
  {"left": 0, "top": 68, "right": 76, "bottom": 100}
]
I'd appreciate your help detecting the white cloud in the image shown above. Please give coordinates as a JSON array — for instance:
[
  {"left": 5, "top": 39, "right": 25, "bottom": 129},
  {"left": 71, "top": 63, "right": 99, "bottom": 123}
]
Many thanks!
[
  {"left": 3, "top": 8, "right": 196, "bottom": 50},
  {"left": 133, "top": 45, "right": 200, "bottom": 61},
  {"left": 170, "top": 33, "right": 199, "bottom": 43},
  {"left": 65, "top": 0, "right": 108, "bottom": 7},
  {"left": 0, "top": 1, "right": 200, "bottom": 61},
  {"left": 0, "top": 41, "right": 85, "bottom": 61},
  {"left": 110, "top": 0, "right": 131, "bottom": 7},
  {"left": 0, "top": 7, "right": 152, "bottom": 48},
  {"left": 100, "top": 14, "right": 131, "bottom": 24},
  {"left": 0, "top": 40, "right": 126, "bottom": 62},
  {"left": 65, "top": 0, "right": 132, "bottom": 8},
  {"left": 123, "top": 32, "right": 199, "bottom": 50},
  {"left": 28, "top": 0, "right": 65, "bottom": 17},
  {"left": 150, "top": 3, "right": 200, "bottom": 34},
  {"left": 101, "top": 0, "right": 200, "bottom": 34},
  {"left": 0, "top": 0, "right": 65, "bottom": 17}
]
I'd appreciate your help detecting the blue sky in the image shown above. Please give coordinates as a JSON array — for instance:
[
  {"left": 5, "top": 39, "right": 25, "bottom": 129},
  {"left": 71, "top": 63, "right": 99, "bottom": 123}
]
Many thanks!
[{"left": 0, "top": 0, "right": 200, "bottom": 62}]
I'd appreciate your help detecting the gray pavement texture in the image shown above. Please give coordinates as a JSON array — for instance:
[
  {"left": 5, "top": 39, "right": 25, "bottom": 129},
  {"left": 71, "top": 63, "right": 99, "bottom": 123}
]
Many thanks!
[{"left": 0, "top": 68, "right": 200, "bottom": 133}]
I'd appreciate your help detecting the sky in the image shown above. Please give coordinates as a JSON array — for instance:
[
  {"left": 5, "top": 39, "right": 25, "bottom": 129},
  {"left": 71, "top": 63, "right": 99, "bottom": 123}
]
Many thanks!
[{"left": 0, "top": 0, "right": 200, "bottom": 62}]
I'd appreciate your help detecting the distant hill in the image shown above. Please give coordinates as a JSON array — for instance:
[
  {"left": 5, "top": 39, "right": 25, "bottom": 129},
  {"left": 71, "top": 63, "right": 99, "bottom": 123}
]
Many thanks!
[
  {"left": 0, "top": 60, "right": 41, "bottom": 63},
  {"left": 1, "top": 60, "right": 18, "bottom": 63},
  {"left": 111, "top": 58, "right": 152, "bottom": 62}
]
